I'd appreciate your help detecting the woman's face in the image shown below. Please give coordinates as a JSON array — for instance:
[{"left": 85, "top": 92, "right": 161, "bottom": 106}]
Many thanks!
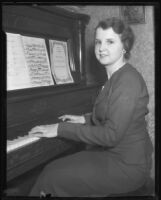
[{"left": 95, "top": 27, "right": 124, "bottom": 66}]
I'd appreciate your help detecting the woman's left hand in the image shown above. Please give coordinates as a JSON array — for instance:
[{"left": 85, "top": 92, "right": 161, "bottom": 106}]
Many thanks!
[
  {"left": 28, "top": 124, "right": 59, "bottom": 138},
  {"left": 59, "top": 115, "right": 85, "bottom": 124}
]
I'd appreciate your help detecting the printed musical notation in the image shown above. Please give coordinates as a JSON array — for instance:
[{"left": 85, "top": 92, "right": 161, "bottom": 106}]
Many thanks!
[
  {"left": 7, "top": 33, "right": 31, "bottom": 90},
  {"left": 7, "top": 33, "right": 75, "bottom": 90},
  {"left": 7, "top": 33, "right": 54, "bottom": 90},
  {"left": 49, "top": 40, "right": 74, "bottom": 84},
  {"left": 22, "top": 36, "right": 54, "bottom": 87}
]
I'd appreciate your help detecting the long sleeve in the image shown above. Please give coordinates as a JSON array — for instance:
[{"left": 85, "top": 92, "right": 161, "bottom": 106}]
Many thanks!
[
  {"left": 84, "top": 113, "right": 92, "bottom": 125},
  {"left": 58, "top": 67, "right": 146, "bottom": 147}
]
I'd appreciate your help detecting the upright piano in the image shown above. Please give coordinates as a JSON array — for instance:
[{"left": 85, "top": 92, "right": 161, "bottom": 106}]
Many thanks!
[{"left": 2, "top": 5, "right": 102, "bottom": 192}]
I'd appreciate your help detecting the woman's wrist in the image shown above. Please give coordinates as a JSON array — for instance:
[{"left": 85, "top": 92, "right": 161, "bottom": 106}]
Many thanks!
[
  {"left": 55, "top": 123, "right": 59, "bottom": 136},
  {"left": 81, "top": 116, "right": 86, "bottom": 124}
]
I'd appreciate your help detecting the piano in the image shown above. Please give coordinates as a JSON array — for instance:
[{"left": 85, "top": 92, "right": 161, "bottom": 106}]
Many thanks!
[{"left": 2, "top": 5, "right": 102, "bottom": 193}]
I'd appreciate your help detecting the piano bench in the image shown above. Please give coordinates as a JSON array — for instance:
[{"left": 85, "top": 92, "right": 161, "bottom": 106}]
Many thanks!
[
  {"left": 85, "top": 177, "right": 154, "bottom": 197},
  {"left": 108, "top": 177, "right": 155, "bottom": 197}
]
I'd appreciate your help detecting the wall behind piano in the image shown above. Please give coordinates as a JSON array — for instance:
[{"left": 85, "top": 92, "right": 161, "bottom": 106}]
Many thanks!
[{"left": 58, "top": 5, "right": 155, "bottom": 179}]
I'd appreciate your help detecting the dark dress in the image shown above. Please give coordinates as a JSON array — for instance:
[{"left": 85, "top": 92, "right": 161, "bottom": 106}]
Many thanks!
[{"left": 29, "top": 63, "right": 153, "bottom": 197}]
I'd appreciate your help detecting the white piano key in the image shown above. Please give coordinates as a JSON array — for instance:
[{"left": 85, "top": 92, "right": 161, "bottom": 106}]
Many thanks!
[{"left": 7, "top": 135, "right": 40, "bottom": 153}]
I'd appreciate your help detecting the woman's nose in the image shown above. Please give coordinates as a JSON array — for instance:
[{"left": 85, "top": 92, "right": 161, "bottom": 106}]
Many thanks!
[{"left": 99, "top": 42, "right": 106, "bottom": 51}]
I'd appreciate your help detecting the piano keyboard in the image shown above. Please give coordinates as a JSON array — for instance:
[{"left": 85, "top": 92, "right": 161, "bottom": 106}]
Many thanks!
[{"left": 7, "top": 135, "right": 40, "bottom": 153}]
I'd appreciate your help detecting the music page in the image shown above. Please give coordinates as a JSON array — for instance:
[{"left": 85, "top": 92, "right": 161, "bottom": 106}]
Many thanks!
[
  {"left": 49, "top": 40, "right": 74, "bottom": 84},
  {"left": 22, "top": 36, "right": 54, "bottom": 87},
  {"left": 7, "top": 32, "right": 31, "bottom": 90}
]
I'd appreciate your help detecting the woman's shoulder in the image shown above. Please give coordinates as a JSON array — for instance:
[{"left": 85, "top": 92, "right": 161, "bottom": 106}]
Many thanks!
[
  {"left": 111, "top": 63, "right": 147, "bottom": 91},
  {"left": 117, "top": 63, "right": 145, "bottom": 83}
]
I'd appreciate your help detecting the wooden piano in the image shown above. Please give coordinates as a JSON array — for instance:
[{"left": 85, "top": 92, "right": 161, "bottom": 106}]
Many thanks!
[{"left": 2, "top": 5, "right": 102, "bottom": 195}]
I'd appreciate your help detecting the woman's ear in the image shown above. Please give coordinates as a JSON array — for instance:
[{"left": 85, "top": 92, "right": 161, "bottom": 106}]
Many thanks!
[{"left": 123, "top": 49, "right": 126, "bottom": 54}]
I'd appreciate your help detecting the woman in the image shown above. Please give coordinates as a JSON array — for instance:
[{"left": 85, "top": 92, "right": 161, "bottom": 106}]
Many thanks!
[{"left": 29, "top": 17, "right": 153, "bottom": 197}]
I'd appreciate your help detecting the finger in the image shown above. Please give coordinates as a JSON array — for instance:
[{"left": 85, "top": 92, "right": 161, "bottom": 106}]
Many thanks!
[
  {"left": 29, "top": 129, "right": 41, "bottom": 134},
  {"left": 66, "top": 120, "right": 78, "bottom": 123},
  {"left": 28, "top": 130, "right": 37, "bottom": 135},
  {"left": 58, "top": 115, "right": 67, "bottom": 121},
  {"left": 29, "top": 127, "right": 40, "bottom": 133},
  {"left": 58, "top": 115, "right": 64, "bottom": 119},
  {"left": 30, "top": 126, "right": 46, "bottom": 133},
  {"left": 29, "top": 127, "right": 45, "bottom": 134},
  {"left": 59, "top": 115, "right": 74, "bottom": 118},
  {"left": 59, "top": 115, "right": 72, "bottom": 121},
  {"left": 29, "top": 132, "right": 44, "bottom": 137}
]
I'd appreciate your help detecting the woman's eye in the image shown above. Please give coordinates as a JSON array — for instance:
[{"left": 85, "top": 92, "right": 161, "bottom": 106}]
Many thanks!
[
  {"left": 95, "top": 40, "right": 101, "bottom": 45},
  {"left": 95, "top": 40, "right": 114, "bottom": 46},
  {"left": 106, "top": 40, "right": 114, "bottom": 44}
]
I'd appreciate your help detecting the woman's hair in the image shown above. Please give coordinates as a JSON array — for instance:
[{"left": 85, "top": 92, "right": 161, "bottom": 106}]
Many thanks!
[{"left": 95, "top": 17, "right": 135, "bottom": 59}]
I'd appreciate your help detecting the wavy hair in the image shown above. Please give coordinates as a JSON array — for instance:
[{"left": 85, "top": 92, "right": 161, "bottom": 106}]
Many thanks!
[{"left": 95, "top": 17, "right": 135, "bottom": 59}]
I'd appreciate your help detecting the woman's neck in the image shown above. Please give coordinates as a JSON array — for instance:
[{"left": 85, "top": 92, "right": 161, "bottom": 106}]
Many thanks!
[{"left": 105, "top": 57, "right": 126, "bottom": 79}]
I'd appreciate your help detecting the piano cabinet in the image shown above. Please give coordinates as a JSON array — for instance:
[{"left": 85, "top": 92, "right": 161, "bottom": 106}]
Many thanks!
[
  {"left": 7, "top": 84, "right": 101, "bottom": 181},
  {"left": 5, "top": 84, "right": 102, "bottom": 197}
]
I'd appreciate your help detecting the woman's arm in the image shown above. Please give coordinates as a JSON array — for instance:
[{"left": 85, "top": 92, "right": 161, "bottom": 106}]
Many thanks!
[
  {"left": 57, "top": 72, "right": 143, "bottom": 147},
  {"left": 28, "top": 113, "right": 92, "bottom": 138},
  {"left": 84, "top": 113, "right": 92, "bottom": 125}
]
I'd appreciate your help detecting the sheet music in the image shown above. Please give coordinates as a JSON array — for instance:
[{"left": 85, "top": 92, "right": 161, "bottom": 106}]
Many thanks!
[
  {"left": 49, "top": 40, "right": 74, "bottom": 84},
  {"left": 22, "top": 36, "right": 54, "bottom": 87},
  {"left": 7, "top": 33, "right": 54, "bottom": 90},
  {"left": 7, "top": 32, "right": 31, "bottom": 90}
]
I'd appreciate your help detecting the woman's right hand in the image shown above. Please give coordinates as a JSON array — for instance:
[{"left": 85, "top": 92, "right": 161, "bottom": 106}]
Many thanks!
[
  {"left": 28, "top": 124, "right": 58, "bottom": 138},
  {"left": 59, "top": 115, "right": 85, "bottom": 124}
]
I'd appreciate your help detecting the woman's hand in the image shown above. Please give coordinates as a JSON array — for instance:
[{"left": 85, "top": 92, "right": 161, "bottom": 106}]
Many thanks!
[
  {"left": 59, "top": 115, "right": 85, "bottom": 124},
  {"left": 28, "top": 124, "right": 59, "bottom": 138}
]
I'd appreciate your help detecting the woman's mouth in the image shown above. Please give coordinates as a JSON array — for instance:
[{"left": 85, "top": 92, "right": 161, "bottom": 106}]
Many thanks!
[{"left": 100, "top": 54, "right": 109, "bottom": 58}]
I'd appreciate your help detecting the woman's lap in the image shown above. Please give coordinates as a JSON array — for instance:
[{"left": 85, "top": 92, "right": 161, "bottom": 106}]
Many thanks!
[{"left": 29, "top": 150, "right": 147, "bottom": 197}]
